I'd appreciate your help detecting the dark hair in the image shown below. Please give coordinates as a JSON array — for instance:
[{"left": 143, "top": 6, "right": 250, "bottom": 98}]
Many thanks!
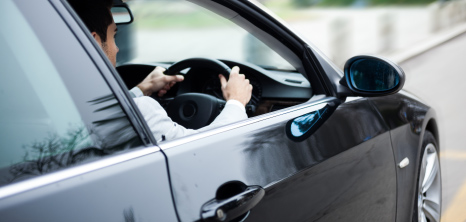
[{"left": 67, "top": 0, "right": 113, "bottom": 42}]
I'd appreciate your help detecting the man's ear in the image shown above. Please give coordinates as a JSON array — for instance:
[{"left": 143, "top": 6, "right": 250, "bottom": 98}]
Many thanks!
[{"left": 91, "top": 31, "right": 103, "bottom": 48}]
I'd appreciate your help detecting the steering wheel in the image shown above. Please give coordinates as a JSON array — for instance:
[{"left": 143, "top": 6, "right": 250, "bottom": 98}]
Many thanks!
[{"left": 164, "top": 58, "right": 231, "bottom": 129}]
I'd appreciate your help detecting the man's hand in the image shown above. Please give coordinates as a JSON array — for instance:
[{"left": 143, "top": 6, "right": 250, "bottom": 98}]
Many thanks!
[
  {"left": 137, "top": 66, "right": 184, "bottom": 97},
  {"left": 219, "top": 66, "right": 252, "bottom": 106}
]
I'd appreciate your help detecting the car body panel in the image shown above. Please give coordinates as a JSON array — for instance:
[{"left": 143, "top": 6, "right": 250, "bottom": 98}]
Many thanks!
[
  {"left": 368, "top": 91, "right": 437, "bottom": 222},
  {"left": 0, "top": 150, "right": 178, "bottom": 222},
  {"left": 162, "top": 97, "right": 397, "bottom": 221}
]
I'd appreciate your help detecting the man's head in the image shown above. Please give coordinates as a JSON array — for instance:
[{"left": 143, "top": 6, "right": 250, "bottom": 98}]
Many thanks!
[{"left": 68, "top": 0, "right": 119, "bottom": 66}]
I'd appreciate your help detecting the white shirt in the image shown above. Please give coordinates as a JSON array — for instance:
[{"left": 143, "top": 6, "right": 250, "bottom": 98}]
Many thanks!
[{"left": 130, "top": 87, "right": 247, "bottom": 142}]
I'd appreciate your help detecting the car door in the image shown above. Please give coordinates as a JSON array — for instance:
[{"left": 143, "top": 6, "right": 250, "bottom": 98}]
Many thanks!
[
  {"left": 159, "top": 1, "right": 397, "bottom": 221},
  {"left": 0, "top": 0, "right": 176, "bottom": 221},
  {"left": 162, "top": 96, "right": 396, "bottom": 222}
]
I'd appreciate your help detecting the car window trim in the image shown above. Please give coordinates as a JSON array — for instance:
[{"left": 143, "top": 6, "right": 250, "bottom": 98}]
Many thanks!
[
  {"left": 158, "top": 95, "right": 335, "bottom": 150},
  {"left": 0, "top": 146, "right": 160, "bottom": 200}
]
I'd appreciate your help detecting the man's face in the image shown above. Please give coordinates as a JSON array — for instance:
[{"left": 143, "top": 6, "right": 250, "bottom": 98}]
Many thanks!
[{"left": 93, "top": 21, "right": 119, "bottom": 67}]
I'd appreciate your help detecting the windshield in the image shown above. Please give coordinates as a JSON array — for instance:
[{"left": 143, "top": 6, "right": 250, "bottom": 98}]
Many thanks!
[{"left": 116, "top": 0, "right": 296, "bottom": 71}]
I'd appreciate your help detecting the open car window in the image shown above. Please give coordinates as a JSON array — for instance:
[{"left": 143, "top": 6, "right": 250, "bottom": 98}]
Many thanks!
[
  {"left": 116, "top": 0, "right": 296, "bottom": 71},
  {"left": 112, "top": 0, "right": 313, "bottom": 143}
]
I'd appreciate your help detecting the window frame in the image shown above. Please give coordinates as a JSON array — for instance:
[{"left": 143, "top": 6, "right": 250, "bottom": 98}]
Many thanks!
[
  {"left": 54, "top": 0, "right": 158, "bottom": 146},
  {"left": 57, "top": 0, "right": 339, "bottom": 148}
]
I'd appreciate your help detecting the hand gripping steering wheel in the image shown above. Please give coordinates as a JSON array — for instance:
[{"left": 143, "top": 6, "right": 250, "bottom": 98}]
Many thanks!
[{"left": 164, "top": 58, "right": 231, "bottom": 129}]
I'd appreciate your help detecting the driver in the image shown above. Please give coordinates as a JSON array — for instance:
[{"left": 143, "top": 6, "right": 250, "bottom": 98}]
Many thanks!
[{"left": 68, "top": 0, "right": 252, "bottom": 142}]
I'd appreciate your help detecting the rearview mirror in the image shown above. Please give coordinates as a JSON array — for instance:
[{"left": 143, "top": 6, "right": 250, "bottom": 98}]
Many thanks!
[
  {"left": 111, "top": 4, "right": 133, "bottom": 25},
  {"left": 342, "top": 55, "right": 405, "bottom": 96}
]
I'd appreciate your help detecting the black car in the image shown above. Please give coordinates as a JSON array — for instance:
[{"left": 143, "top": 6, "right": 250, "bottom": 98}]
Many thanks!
[{"left": 0, "top": 0, "right": 441, "bottom": 221}]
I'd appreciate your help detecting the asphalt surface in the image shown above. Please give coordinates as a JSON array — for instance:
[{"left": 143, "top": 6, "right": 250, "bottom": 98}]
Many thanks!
[{"left": 400, "top": 32, "right": 466, "bottom": 222}]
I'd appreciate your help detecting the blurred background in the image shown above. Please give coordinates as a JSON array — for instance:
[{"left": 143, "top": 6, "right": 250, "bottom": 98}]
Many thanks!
[{"left": 120, "top": 0, "right": 466, "bottom": 220}]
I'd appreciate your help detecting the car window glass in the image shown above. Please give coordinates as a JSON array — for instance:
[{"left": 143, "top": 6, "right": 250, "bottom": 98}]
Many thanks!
[
  {"left": 117, "top": 0, "right": 295, "bottom": 71},
  {"left": 0, "top": 0, "right": 143, "bottom": 187}
]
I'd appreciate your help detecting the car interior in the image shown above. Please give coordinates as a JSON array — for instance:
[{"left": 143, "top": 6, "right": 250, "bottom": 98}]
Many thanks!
[{"left": 113, "top": 0, "right": 314, "bottom": 129}]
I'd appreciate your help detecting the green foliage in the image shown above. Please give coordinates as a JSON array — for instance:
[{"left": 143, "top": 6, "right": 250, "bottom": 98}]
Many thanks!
[
  {"left": 289, "top": 0, "right": 435, "bottom": 7},
  {"left": 368, "top": 0, "right": 436, "bottom": 5}
]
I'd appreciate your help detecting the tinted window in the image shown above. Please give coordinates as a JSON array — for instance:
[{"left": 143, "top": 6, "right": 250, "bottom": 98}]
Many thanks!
[{"left": 0, "top": 0, "right": 143, "bottom": 187}]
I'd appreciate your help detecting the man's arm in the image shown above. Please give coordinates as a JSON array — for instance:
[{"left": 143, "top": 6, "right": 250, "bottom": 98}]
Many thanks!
[
  {"left": 133, "top": 66, "right": 252, "bottom": 141},
  {"left": 134, "top": 96, "right": 247, "bottom": 142}
]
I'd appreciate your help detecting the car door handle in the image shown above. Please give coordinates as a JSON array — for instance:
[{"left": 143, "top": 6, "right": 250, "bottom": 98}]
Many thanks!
[{"left": 201, "top": 185, "right": 265, "bottom": 222}]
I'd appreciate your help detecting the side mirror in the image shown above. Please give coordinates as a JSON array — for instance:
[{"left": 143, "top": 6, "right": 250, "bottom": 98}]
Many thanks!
[
  {"left": 111, "top": 4, "right": 133, "bottom": 25},
  {"left": 342, "top": 55, "right": 405, "bottom": 97},
  {"left": 286, "top": 102, "right": 338, "bottom": 142}
]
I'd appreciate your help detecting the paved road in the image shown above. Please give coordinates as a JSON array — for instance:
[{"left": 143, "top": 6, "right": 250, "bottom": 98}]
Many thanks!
[{"left": 400, "top": 32, "right": 466, "bottom": 222}]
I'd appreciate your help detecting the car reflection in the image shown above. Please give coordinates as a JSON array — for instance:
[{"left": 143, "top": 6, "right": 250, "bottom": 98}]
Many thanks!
[
  {"left": 1, "top": 94, "right": 140, "bottom": 186},
  {"left": 242, "top": 99, "right": 387, "bottom": 186},
  {"left": 287, "top": 103, "right": 330, "bottom": 141}
]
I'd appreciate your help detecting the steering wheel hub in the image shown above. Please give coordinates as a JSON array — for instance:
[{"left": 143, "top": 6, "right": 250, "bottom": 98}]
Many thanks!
[
  {"left": 182, "top": 103, "right": 197, "bottom": 119},
  {"left": 167, "top": 93, "right": 226, "bottom": 129}
]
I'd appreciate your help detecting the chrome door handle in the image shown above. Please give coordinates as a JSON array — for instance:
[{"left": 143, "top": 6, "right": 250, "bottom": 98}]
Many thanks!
[{"left": 201, "top": 185, "right": 265, "bottom": 222}]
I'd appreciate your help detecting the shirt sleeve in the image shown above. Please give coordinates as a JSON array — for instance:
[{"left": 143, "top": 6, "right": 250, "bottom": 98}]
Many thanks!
[
  {"left": 130, "top": 87, "right": 144, "bottom": 98},
  {"left": 203, "top": 100, "right": 247, "bottom": 129},
  {"left": 225, "top": 99, "right": 245, "bottom": 111},
  {"left": 133, "top": 96, "right": 247, "bottom": 142}
]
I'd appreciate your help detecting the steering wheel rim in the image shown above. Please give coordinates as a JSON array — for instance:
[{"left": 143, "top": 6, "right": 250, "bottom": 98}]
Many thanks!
[
  {"left": 165, "top": 58, "right": 231, "bottom": 129},
  {"left": 165, "top": 57, "right": 231, "bottom": 79}
]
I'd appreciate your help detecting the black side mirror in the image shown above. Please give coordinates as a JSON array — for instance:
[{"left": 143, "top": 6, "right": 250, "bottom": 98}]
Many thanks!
[
  {"left": 286, "top": 101, "right": 339, "bottom": 142},
  {"left": 341, "top": 55, "right": 405, "bottom": 97},
  {"left": 111, "top": 3, "right": 133, "bottom": 25}
]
